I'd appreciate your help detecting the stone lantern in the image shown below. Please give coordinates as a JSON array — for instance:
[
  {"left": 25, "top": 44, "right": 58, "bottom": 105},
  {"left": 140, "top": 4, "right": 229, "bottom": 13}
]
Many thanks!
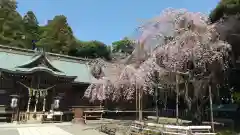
[{"left": 10, "top": 94, "right": 20, "bottom": 122}]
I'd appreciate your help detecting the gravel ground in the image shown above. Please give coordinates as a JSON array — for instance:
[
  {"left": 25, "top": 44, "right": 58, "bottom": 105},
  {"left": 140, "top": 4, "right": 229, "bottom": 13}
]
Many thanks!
[
  {"left": 0, "top": 117, "right": 192, "bottom": 135},
  {"left": 58, "top": 124, "right": 107, "bottom": 135},
  {"left": 0, "top": 123, "right": 107, "bottom": 135}
]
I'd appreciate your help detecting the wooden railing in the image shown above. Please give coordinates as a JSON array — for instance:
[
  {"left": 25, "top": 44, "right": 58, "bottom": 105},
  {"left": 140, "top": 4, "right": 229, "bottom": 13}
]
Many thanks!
[
  {"left": 128, "top": 121, "right": 216, "bottom": 135},
  {"left": 82, "top": 106, "right": 104, "bottom": 123}
]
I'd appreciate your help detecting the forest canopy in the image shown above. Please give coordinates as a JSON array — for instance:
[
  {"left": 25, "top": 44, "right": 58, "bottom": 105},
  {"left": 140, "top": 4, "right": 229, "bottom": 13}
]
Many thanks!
[{"left": 0, "top": 0, "right": 134, "bottom": 60}]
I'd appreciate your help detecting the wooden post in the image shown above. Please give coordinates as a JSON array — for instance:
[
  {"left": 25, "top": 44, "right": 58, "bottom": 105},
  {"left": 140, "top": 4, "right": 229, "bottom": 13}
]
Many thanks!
[
  {"left": 155, "top": 84, "right": 159, "bottom": 123},
  {"left": 42, "top": 97, "right": 46, "bottom": 112},
  {"left": 34, "top": 75, "right": 40, "bottom": 113},
  {"left": 27, "top": 76, "right": 34, "bottom": 113},
  {"left": 136, "top": 87, "right": 138, "bottom": 120},
  {"left": 176, "top": 73, "right": 179, "bottom": 125},
  {"left": 34, "top": 96, "right": 38, "bottom": 113},
  {"left": 138, "top": 88, "right": 142, "bottom": 121},
  {"left": 209, "top": 85, "right": 214, "bottom": 132},
  {"left": 27, "top": 97, "right": 31, "bottom": 112}
]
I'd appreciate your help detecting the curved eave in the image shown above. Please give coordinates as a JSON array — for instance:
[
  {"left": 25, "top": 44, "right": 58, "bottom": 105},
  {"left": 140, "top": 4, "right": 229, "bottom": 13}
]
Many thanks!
[
  {"left": 0, "top": 67, "right": 77, "bottom": 80},
  {"left": 17, "top": 54, "right": 42, "bottom": 68},
  {"left": 17, "top": 53, "right": 63, "bottom": 73}
]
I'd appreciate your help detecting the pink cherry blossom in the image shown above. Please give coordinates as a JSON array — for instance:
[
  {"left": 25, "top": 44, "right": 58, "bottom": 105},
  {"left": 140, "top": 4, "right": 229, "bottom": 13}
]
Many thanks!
[{"left": 84, "top": 9, "right": 231, "bottom": 102}]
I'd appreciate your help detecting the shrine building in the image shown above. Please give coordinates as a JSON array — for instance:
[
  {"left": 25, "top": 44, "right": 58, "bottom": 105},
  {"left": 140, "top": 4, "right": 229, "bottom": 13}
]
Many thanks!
[{"left": 0, "top": 45, "right": 96, "bottom": 123}]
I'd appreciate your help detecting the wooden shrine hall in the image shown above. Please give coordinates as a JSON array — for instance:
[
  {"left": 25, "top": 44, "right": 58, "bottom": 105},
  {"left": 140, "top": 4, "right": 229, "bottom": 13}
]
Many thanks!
[{"left": 0, "top": 45, "right": 96, "bottom": 123}]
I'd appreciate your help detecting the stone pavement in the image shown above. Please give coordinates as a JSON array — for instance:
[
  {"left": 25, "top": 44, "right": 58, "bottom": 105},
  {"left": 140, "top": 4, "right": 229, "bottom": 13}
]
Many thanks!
[{"left": 0, "top": 123, "right": 106, "bottom": 135}]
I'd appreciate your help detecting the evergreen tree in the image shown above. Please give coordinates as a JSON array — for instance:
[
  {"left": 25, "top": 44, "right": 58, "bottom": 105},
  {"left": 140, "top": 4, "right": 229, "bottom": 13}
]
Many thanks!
[
  {"left": 209, "top": 0, "right": 240, "bottom": 23},
  {"left": 0, "top": 0, "right": 25, "bottom": 47},
  {"left": 112, "top": 37, "right": 134, "bottom": 54},
  {"left": 36, "top": 15, "right": 76, "bottom": 54},
  {"left": 23, "top": 11, "right": 40, "bottom": 49}
]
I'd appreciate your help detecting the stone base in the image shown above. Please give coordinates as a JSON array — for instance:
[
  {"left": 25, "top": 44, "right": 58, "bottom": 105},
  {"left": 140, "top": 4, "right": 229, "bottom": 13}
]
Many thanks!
[
  {"left": 72, "top": 118, "right": 85, "bottom": 124},
  {"left": 12, "top": 121, "right": 19, "bottom": 124}
]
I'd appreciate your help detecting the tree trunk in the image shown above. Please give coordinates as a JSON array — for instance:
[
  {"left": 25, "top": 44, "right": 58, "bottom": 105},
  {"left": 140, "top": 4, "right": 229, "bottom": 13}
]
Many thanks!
[{"left": 191, "top": 102, "right": 202, "bottom": 125}]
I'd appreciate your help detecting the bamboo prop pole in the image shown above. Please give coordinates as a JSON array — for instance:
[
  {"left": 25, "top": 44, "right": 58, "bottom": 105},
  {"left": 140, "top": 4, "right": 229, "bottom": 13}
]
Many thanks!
[
  {"left": 176, "top": 74, "right": 179, "bottom": 125},
  {"left": 174, "top": 65, "right": 179, "bottom": 126},
  {"left": 136, "top": 86, "right": 138, "bottom": 120},
  {"left": 209, "top": 85, "right": 214, "bottom": 132},
  {"left": 138, "top": 86, "right": 142, "bottom": 121},
  {"left": 140, "top": 88, "right": 143, "bottom": 121},
  {"left": 155, "top": 84, "right": 159, "bottom": 123}
]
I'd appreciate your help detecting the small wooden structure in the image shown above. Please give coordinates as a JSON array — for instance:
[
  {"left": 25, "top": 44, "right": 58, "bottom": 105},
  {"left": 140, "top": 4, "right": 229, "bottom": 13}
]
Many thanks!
[
  {"left": 82, "top": 106, "right": 104, "bottom": 123},
  {"left": 41, "top": 111, "right": 63, "bottom": 123},
  {"left": 71, "top": 106, "right": 104, "bottom": 123}
]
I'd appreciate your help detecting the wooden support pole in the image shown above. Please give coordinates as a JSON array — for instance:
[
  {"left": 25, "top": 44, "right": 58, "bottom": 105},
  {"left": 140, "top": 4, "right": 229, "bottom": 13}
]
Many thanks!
[
  {"left": 209, "top": 85, "right": 214, "bottom": 132},
  {"left": 176, "top": 74, "right": 179, "bottom": 125},
  {"left": 136, "top": 86, "right": 138, "bottom": 120},
  {"left": 138, "top": 88, "right": 142, "bottom": 121},
  {"left": 155, "top": 84, "right": 159, "bottom": 123}
]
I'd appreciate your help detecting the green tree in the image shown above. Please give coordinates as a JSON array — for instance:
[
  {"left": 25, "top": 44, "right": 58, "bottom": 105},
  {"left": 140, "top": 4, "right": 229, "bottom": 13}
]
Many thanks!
[
  {"left": 23, "top": 11, "right": 40, "bottom": 49},
  {"left": 36, "top": 15, "right": 76, "bottom": 54},
  {"left": 209, "top": 0, "right": 240, "bottom": 23},
  {"left": 0, "top": 0, "right": 25, "bottom": 47},
  {"left": 112, "top": 37, "right": 134, "bottom": 54},
  {"left": 0, "top": 1, "right": 112, "bottom": 60},
  {"left": 69, "top": 40, "right": 111, "bottom": 60},
  {"left": 210, "top": 0, "right": 240, "bottom": 67}
]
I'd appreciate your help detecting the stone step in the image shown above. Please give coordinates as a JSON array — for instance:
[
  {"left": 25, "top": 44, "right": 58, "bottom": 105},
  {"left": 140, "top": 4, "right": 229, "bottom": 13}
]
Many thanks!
[
  {"left": 0, "top": 117, "right": 6, "bottom": 119},
  {"left": 0, "top": 116, "right": 7, "bottom": 122},
  {"left": 0, "top": 105, "right": 12, "bottom": 123},
  {"left": 0, "top": 105, "right": 6, "bottom": 113}
]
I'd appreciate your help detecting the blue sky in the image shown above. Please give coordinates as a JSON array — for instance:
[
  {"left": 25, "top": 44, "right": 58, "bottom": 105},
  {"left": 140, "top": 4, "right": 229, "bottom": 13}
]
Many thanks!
[{"left": 16, "top": 0, "right": 220, "bottom": 45}]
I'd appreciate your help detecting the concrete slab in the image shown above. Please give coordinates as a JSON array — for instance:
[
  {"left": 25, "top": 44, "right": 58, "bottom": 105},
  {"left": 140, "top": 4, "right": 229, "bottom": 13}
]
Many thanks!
[
  {"left": 58, "top": 124, "right": 106, "bottom": 135},
  {"left": 0, "top": 123, "right": 106, "bottom": 135},
  {"left": 0, "top": 128, "right": 19, "bottom": 135}
]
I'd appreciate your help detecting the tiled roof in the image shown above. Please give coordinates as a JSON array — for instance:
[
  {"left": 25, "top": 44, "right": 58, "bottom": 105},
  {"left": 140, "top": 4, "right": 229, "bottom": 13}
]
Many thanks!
[{"left": 0, "top": 45, "right": 95, "bottom": 83}]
